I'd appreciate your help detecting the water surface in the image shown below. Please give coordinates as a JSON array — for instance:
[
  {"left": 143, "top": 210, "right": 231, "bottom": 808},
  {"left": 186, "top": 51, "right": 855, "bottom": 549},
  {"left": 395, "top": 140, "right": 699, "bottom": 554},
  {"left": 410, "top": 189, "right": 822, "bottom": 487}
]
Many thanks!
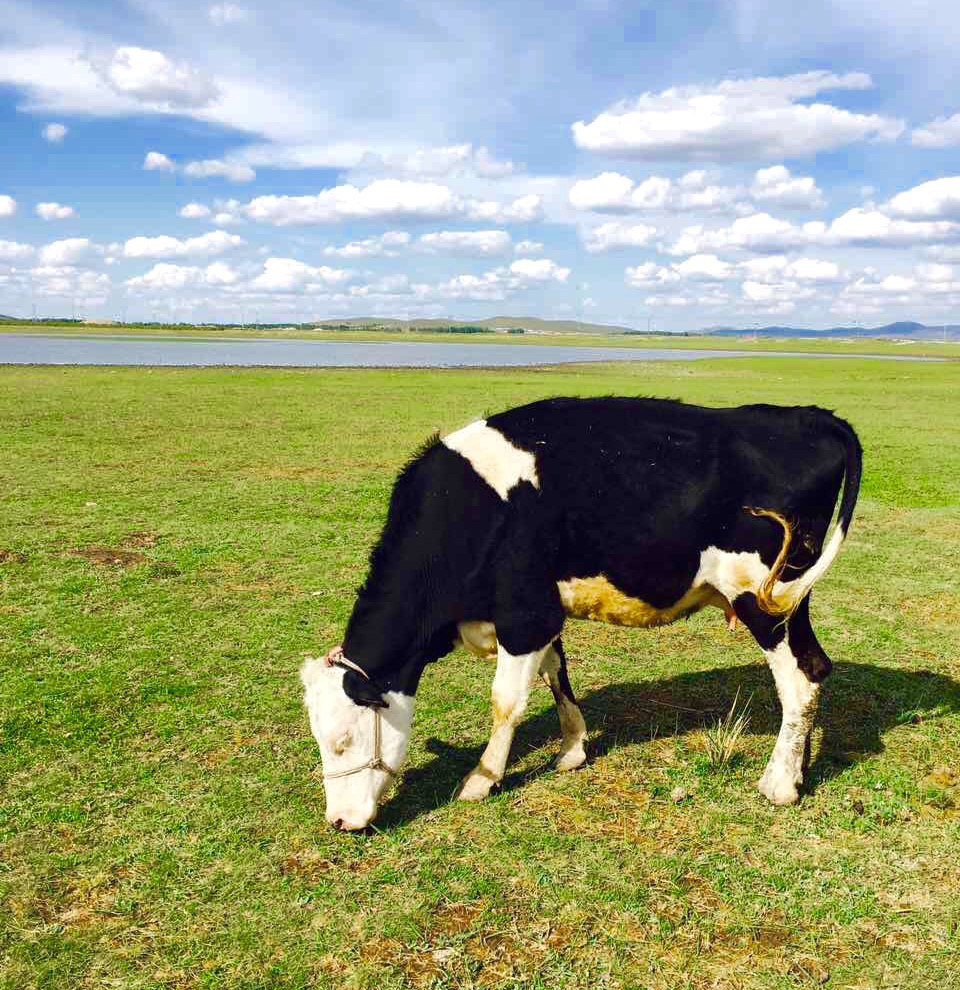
[{"left": 0, "top": 333, "right": 943, "bottom": 367}]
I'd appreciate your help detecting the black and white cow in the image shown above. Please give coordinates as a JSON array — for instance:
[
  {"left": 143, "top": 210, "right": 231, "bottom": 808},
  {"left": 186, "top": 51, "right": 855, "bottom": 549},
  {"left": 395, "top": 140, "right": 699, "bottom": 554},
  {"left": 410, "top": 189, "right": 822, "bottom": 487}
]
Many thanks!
[{"left": 302, "top": 397, "right": 862, "bottom": 830}]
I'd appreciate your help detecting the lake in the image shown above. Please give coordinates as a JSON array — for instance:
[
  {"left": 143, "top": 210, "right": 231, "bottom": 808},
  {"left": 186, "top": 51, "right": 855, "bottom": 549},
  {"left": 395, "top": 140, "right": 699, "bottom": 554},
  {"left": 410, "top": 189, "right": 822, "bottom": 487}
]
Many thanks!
[{"left": 0, "top": 333, "right": 943, "bottom": 368}]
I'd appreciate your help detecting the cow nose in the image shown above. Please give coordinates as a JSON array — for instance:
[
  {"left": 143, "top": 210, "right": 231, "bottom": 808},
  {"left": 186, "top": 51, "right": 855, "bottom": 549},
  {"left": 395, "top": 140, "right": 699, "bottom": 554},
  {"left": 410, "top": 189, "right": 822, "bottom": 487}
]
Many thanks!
[{"left": 331, "top": 818, "right": 345, "bottom": 831}]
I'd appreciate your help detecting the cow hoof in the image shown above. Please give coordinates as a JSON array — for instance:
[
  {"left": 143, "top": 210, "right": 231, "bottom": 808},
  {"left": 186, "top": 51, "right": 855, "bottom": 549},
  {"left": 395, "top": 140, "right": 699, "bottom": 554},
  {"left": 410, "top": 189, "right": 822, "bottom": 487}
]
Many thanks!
[
  {"left": 555, "top": 745, "right": 587, "bottom": 772},
  {"left": 456, "top": 770, "right": 497, "bottom": 802},
  {"left": 758, "top": 769, "right": 801, "bottom": 806}
]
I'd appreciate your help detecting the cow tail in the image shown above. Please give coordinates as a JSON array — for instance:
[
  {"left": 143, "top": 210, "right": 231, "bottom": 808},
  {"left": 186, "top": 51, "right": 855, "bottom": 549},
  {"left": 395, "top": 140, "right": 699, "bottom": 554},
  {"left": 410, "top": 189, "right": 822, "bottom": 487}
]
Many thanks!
[{"left": 753, "top": 415, "right": 862, "bottom": 617}]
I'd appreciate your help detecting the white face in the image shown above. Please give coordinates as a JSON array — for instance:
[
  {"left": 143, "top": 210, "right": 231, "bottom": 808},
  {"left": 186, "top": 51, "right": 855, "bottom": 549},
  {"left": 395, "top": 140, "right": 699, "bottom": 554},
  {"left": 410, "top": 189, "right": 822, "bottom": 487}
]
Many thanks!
[{"left": 300, "top": 656, "right": 415, "bottom": 830}]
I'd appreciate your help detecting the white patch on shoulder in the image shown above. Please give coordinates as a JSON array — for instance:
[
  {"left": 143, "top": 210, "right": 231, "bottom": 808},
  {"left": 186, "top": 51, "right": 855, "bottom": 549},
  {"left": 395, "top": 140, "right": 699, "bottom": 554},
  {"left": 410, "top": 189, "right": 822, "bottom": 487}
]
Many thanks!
[{"left": 442, "top": 420, "right": 539, "bottom": 500}]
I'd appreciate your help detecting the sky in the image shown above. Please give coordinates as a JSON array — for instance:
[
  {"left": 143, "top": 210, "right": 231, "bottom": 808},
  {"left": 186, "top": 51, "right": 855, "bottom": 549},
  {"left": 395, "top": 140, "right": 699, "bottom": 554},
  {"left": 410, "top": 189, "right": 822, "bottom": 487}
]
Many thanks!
[{"left": 3, "top": 1, "right": 960, "bottom": 330}]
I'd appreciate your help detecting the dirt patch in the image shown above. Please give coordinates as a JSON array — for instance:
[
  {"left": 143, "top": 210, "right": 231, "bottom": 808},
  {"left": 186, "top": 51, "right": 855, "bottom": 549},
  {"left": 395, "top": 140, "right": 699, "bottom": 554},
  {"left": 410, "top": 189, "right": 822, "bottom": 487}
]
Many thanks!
[
  {"left": 431, "top": 901, "right": 484, "bottom": 936},
  {"left": 899, "top": 593, "right": 960, "bottom": 627},
  {"left": 70, "top": 546, "right": 148, "bottom": 568},
  {"left": 124, "top": 531, "right": 160, "bottom": 548},
  {"left": 0, "top": 549, "right": 28, "bottom": 564}
]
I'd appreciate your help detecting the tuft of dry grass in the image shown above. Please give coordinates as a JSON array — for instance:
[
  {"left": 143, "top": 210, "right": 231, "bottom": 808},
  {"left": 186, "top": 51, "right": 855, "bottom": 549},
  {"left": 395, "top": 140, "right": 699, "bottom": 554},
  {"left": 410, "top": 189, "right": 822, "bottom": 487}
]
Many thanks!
[{"left": 702, "top": 689, "right": 753, "bottom": 770}]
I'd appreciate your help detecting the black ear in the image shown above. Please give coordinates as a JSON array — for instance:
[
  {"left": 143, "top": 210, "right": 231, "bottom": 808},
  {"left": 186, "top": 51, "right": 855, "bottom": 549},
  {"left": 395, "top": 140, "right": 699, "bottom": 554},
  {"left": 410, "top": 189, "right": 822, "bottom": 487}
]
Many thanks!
[{"left": 342, "top": 669, "right": 388, "bottom": 709}]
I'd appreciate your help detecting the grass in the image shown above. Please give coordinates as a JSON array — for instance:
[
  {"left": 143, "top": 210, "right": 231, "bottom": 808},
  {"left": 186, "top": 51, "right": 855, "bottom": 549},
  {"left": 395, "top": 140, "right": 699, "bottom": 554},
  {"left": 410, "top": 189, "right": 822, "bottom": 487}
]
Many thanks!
[
  {"left": 1, "top": 355, "right": 959, "bottom": 989},
  {"left": 701, "top": 690, "right": 753, "bottom": 772},
  {"left": 4, "top": 321, "right": 960, "bottom": 359}
]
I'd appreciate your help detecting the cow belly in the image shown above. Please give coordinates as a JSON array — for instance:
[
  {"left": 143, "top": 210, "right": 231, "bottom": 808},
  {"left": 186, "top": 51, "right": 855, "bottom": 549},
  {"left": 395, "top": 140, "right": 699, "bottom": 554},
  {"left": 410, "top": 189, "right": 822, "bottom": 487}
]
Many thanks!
[{"left": 557, "top": 575, "right": 722, "bottom": 628}]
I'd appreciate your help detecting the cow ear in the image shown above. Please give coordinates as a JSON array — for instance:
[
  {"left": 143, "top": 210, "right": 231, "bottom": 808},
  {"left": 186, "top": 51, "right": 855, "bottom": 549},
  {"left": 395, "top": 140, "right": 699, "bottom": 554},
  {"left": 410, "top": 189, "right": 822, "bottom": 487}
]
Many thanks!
[{"left": 342, "top": 669, "right": 388, "bottom": 709}]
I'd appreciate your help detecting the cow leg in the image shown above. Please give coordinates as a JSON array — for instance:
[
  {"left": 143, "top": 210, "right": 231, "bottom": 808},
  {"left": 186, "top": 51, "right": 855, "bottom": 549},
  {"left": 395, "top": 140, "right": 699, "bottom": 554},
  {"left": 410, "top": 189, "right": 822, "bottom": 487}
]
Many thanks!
[
  {"left": 540, "top": 639, "right": 588, "bottom": 771},
  {"left": 456, "top": 641, "right": 551, "bottom": 801},
  {"left": 757, "top": 640, "right": 820, "bottom": 805},
  {"left": 732, "top": 594, "right": 829, "bottom": 806}
]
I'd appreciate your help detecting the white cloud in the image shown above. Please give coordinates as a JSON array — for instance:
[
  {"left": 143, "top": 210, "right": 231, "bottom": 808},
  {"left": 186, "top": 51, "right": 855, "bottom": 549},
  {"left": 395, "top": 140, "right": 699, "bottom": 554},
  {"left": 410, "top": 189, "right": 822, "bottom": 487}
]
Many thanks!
[
  {"left": 514, "top": 239, "right": 544, "bottom": 254},
  {"left": 569, "top": 172, "right": 671, "bottom": 212},
  {"left": 35, "top": 202, "right": 75, "bottom": 221},
  {"left": 30, "top": 265, "right": 111, "bottom": 303},
  {"left": 38, "top": 238, "right": 95, "bottom": 266},
  {"left": 885, "top": 176, "right": 960, "bottom": 220},
  {"left": 581, "top": 221, "right": 657, "bottom": 253},
  {"left": 42, "top": 122, "right": 67, "bottom": 143},
  {"left": 0, "top": 195, "right": 17, "bottom": 218},
  {"left": 464, "top": 194, "right": 543, "bottom": 223},
  {"left": 93, "top": 47, "right": 219, "bottom": 110},
  {"left": 509, "top": 258, "right": 571, "bottom": 282},
  {"left": 569, "top": 171, "right": 744, "bottom": 214},
  {"left": 250, "top": 257, "right": 353, "bottom": 292},
  {"left": 122, "top": 230, "right": 245, "bottom": 259},
  {"left": 144, "top": 151, "right": 176, "bottom": 172},
  {"left": 323, "top": 231, "right": 411, "bottom": 258},
  {"left": 126, "top": 261, "right": 240, "bottom": 291},
  {"left": 417, "top": 230, "right": 512, "bottom": 256},
  {"left": 178, "top": 203, "right": 212, "bottom": 219},
  {"left": 911, "top": 113, "right": 960, "bottom": 148},
  {"left": 741, "top": 256, "right": 843, "bottom": 283},
  {"left": 673, "top": 253, "right": 734, "bottom": 280},
  {"left": 750, "top": 165, "right": 825, "bottom": 208},
  {"left": 0, "top": 240, "right": 35, "bottom": 262},
  {"left": 242, "top": 180, "right": 539, "bottom": 226},
  {"left": 208, "top": 3, "right": 249, "bottom": 26},
  {"left": 669, "top": 213, "right": 807, "bottom": 254},
  {"left": 669, "top": 207, "right": 960, "bottom": 254},
  {"left": 244, "top": 181, "right": 460, "bottom": 225},
  {"left": 572, "top": 71, "right": 902, "bottom": 161},
  {"left": 183, "top": 159, "right": 256, "bottom": 182},
  {"left": 359, "top": 143, "right": 516, "bottom": 180}
]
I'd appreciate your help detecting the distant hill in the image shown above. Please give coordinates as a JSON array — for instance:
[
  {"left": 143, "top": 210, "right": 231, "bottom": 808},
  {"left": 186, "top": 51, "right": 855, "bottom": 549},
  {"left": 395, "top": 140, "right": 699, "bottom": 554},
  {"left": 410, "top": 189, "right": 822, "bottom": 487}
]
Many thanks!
[
  {"left": 702, "top": 321, "right": 960, "bottom": 341},
  {"left": 311, "top": 315, "right": 634, "bottom": 335}
]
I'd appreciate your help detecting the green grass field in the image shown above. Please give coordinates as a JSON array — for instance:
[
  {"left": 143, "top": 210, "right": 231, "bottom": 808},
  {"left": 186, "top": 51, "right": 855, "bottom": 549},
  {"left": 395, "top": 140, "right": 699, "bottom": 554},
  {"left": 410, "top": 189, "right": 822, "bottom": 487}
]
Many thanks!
[{"left": 2, "top": 357, "right": 959, "bottom": 989}]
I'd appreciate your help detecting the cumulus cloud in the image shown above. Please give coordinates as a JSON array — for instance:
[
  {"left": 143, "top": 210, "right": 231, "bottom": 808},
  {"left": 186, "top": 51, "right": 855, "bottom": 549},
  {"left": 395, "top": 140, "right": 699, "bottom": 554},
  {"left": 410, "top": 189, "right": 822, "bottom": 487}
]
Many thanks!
[
  {"left": 30, "top": 265, "right": 111, "bottom": 303},
  {"left": 572, "top": 71, "right": 902, "bottom": 161},
  {"left": 885, "top": 176, "right": 960, "bottom": 220},
  {"left": 509, "top": 258, "right": 571, "bottom": 282},
  {"left": 144, "top": 151, "right": 176, "bottom": 172},
  {"left": 36, "top": 202, "right": 75, "bottom": 221},
  {"left": 122, "top": 230, "right": 245, "bottom": 259},
  {"left": 242, "top": 180, "right": 540, "bottom": 226},
  {"left": 417, "top": 230, "right": 512, "bottom": 256},
  {"left": 208, "top": 3, "right": 249, "bottom": 26},
  {"left": 323, "top": 231, "right": 411, "bottom": 258},
  {"left": 178, "top": 203, "right": 212, "bottom": 219},
  {"left": 126, "top": 261, "right": 240, "bottom": 291},
  {"left": 515, "top": 239, "right": 544, "bottom": 254},
  {"left": 250, "top": 257, "right": 353, "bottom": 292},
  {"left": 911, "top": 113, "right": 960, "bottom": 148},
  {"left": 245, "top": 181, "right": 460, "bottom": 225},
  {"left": 0, "top": 195, "right": 17, "bottom": 218},
  {"left": 569, "top": 171, "right": 744, "bottom": 214},
  {"left": 42, "top": 122, "right": 67, "bottom": 143},
  {"left": 38, "top": 238, "right": 96, "bottom": 266},
  {"left": 465, "top": 194, "right": 543, "bottom": 223},
  {"left": 581, "top": 221, "right": 657, "bottom": 253},
  {"left": 183, "top": 159, "right": 256, "bottom": 182},
  {"left": 750, "top": 166, "right": 825, "bottom": 209},
  {"left": 92, "top": 46, "right": 219, "bottom": 109},
  {"left": 669, "top": 207, "right": 960, "bottom": 255},
  {"left": 0, "top": 240, "right": 35, "bottom": 262}
]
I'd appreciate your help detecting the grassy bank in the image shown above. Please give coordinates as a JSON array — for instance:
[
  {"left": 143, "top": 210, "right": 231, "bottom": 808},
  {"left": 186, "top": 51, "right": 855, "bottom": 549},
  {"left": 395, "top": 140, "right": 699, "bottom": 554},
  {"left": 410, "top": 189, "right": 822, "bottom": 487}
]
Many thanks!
[{"left": 1, "top": 357, "right": 959, "bottom": 989}]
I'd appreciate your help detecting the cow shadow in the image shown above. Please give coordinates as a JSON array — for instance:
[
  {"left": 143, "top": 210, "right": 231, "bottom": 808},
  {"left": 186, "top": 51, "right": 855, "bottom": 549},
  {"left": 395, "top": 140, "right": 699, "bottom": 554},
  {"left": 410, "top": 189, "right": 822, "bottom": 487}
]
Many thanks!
[{"left": 376, "top": 661, "right": 960, "bottom": 828}]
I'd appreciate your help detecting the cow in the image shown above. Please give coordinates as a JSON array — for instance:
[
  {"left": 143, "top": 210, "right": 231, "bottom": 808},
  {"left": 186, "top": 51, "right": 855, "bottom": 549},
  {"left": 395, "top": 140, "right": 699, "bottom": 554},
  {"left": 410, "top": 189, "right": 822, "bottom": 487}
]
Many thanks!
[{"left": 301, "top": 397, "right": 862, "bottom": 830}]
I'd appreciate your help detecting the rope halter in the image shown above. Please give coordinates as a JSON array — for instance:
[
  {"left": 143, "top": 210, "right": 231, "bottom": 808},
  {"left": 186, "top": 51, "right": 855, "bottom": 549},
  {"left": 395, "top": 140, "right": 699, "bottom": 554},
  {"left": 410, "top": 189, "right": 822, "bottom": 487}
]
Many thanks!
[{"left": 320, "top": 646, "right": 398, "bottom": 781}]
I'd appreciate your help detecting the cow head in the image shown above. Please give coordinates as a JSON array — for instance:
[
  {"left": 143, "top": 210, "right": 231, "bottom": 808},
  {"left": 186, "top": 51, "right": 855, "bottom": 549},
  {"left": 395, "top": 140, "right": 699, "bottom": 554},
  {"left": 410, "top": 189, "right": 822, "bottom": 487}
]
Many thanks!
[{"left": 300, "top": 649, "right": 415, "bottom": 830}]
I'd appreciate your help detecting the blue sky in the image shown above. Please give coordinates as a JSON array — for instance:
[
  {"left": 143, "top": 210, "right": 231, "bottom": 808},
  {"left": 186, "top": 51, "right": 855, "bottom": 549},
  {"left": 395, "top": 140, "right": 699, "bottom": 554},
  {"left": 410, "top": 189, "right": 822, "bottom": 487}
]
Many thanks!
[{"left": 3, "top": 0, "right": 960, "bottom": 330}]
